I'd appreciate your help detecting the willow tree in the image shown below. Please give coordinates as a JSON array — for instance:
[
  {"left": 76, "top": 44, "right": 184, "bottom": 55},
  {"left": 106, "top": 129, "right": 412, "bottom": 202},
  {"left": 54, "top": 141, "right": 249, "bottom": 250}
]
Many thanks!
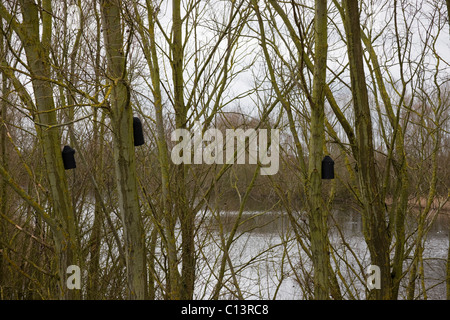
[
  {"left": 130, "top": 0, "right": 181, "bottom": 299},
  {"left": 129, "top": 0, "right": 255, "bottom": 299},
  {"left": 253, "top": 0, "right": 333, "bottom": 299},
  {"left": 171, "top": 0, "right": 193, "bottom": 299},
  {"left": 0, "top": 19, "right": 8, "bottom": 296},
  {"left": 100, "top": 0, "right": 147, "bottom": 300},
  {"left": 307, "top": 0, "right": 330, "bottom": 300},
  {"left": 0, "top": 0, "right": 79, "bottom": 299},
  {"left": 342, "top": 0, "right": 392, "bottom": 299}
]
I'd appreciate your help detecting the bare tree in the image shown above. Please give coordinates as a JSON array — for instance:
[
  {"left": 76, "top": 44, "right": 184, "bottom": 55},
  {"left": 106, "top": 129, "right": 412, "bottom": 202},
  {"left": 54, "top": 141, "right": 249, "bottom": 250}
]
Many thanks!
[
  {"left": 100, "top": 0, "right": 147, "bottom": 300},
  {"left": 0, "top": 0, "right": 79, "bottom": 299}
]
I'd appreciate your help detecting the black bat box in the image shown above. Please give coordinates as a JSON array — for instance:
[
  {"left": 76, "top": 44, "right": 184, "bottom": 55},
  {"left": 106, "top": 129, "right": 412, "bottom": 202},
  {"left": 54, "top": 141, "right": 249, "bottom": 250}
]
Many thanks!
[
  {"left": 62, "top": 145, "right": 76, "bottom": 170},
  {"left": 133, "top": 117, "right": 145, "bottom": 146},
  {"left": 321, "top": 155, "right": 334, "bottom": 179}
]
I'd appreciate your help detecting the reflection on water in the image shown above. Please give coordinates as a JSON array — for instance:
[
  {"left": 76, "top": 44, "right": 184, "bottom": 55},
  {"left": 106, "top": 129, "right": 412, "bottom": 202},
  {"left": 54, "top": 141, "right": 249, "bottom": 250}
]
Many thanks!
[{"left": 199, "top": 209, "right": 449, "bottom": 300}]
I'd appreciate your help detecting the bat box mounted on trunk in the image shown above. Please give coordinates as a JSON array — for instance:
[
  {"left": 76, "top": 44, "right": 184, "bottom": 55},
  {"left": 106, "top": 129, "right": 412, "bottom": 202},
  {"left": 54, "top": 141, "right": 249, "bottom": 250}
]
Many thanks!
[
  {"left": 133, "top": 117, "right": 145, "bottom": 146},
  {"left": 62, "top": 145, "right": 76, "bottom": 170},
  {"left": 321, "top": 155, "right": 334, "bottom": 179}
]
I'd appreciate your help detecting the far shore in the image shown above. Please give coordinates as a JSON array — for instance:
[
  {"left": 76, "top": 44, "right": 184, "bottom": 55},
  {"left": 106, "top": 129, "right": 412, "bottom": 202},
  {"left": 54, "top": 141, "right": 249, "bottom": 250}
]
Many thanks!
[{"left": 385, "top": 196, "right": 450, "bottom": 216}]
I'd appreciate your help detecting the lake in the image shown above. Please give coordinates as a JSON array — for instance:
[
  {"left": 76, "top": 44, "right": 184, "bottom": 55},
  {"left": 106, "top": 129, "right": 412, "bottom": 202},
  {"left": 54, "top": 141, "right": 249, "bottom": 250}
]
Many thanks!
[{"left": 193, "top": 209, "right": 449, "bottom": 299}]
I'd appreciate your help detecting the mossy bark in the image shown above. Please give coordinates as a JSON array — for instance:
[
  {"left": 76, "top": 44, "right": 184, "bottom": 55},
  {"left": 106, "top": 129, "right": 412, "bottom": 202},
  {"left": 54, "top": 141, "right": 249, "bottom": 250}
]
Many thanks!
[
  {"left": 101, "top": 0, "right": 147, "bottom": 300},
  {"left": 17, "top": 0, "right": 79, "bottom": 299},
  {"left": 342, "top": 0, "right": 392, "bottom": 299},
  {"left": 307, "top": 0, "right": 330, "bottom": 300}
]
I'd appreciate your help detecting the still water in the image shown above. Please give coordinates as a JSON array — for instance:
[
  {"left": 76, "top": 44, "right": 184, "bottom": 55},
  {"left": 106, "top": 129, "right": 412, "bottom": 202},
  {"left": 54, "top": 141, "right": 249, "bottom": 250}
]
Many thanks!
[{"left": 195, "top": 210, "right": 449, "bottom": 300}]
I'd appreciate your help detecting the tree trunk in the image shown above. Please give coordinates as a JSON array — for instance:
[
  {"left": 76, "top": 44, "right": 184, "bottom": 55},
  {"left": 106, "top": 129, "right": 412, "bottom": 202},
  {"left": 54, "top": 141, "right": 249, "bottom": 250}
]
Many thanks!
[
  {"left": 132, "top": 0, "right": 182, "bottom": 299},
  {"left": 342, "top": 0, "right": 392, "bottom": 300},
  {"left": 0, "top": 26, "right": 8, "bottom": 296},
  {"left": 19, "top": 0, "right": 79, "bottom": 299},
  {"left": 308, "top": 0, "right": 330, "bottom": 300},
  {"left": 100, "top": 0, "right": 147, "bottom": 300},
  {"left": 86, "top": 3, "right": 104, "bottom": 300},
  {"left": 172, "top": 0, "right": 195, "bottom": 300}
]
